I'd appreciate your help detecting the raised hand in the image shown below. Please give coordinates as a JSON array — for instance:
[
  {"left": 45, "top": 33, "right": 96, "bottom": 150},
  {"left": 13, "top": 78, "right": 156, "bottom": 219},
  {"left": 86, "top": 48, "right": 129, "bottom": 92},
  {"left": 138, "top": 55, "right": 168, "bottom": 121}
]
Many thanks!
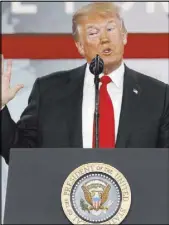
[{"left": 1, "top": 55, "right": 24, "bottom": 108}]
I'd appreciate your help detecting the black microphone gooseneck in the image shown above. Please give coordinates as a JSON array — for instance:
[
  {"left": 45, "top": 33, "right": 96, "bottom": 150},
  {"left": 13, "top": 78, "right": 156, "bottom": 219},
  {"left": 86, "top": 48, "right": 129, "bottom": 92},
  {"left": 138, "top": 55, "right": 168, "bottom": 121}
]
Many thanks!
[{"left": 89, "top": 55, "right": 104, "bottom": 148}]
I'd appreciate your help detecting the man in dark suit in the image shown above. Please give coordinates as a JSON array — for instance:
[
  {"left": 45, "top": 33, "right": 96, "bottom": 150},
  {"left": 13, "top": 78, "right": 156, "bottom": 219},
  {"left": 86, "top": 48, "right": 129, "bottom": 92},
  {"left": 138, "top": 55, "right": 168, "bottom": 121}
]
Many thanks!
[{"left": 1, "top": 2, "right": 169, "bottom": 164}]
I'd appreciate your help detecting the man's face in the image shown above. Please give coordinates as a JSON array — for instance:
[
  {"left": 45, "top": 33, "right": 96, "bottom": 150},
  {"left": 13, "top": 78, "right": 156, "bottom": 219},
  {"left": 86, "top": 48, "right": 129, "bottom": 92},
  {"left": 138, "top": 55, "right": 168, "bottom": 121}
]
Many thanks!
[{"left": 76, "top": 13, "right": 127, "bottom": 69}]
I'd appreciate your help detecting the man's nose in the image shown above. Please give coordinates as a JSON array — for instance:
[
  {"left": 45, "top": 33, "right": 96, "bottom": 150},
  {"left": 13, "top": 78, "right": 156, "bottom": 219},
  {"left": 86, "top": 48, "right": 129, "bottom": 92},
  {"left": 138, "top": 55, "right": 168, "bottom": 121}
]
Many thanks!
[{"left": 100, "top": 30, "right": 110, "bottom": 44}]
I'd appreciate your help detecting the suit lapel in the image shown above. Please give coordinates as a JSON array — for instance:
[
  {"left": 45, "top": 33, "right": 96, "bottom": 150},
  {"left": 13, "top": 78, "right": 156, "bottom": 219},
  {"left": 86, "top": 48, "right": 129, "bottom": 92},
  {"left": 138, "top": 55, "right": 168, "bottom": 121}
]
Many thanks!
[
  {"left": 66, "top": 64, "right": 86, "bottom": 148},
  {"left": 116, "top": 66, "right": 142, "bottom": 147}
]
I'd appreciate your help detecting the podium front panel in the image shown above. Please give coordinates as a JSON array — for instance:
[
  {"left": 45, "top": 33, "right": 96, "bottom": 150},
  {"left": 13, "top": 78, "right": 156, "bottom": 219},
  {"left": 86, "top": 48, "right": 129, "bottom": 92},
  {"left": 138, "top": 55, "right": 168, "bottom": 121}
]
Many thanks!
[{"left": 4, "top": 148, "right": 169, "bottom": 224}]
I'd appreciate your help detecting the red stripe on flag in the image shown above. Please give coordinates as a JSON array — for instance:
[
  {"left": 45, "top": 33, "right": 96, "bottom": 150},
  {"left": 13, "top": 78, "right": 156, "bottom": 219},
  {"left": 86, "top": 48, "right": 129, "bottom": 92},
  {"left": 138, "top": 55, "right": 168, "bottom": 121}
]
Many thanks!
[{"left": 2, "top": 33, "right": 169, "bottom": 59}]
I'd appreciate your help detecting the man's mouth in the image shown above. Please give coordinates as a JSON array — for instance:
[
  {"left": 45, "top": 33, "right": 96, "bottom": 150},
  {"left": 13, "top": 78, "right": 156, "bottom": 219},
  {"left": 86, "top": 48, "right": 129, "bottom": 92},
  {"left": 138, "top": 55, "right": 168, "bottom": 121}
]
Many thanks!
[{"left": 102, "top": 48, "right": 112, "bottom": 55}]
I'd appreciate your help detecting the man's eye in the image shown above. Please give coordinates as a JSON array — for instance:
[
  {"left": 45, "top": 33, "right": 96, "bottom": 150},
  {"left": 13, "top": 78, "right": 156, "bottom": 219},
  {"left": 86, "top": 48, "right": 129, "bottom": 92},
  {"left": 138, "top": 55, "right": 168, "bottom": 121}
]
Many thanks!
[
  {"left": 89, "top": 33, "right": 97, "bottom": 36},
  {"left": 88, "top": 30, "right": 99, "bottom": 36},
  {"left": 107, "top": 27, "right": 114, "bottom": 31}
]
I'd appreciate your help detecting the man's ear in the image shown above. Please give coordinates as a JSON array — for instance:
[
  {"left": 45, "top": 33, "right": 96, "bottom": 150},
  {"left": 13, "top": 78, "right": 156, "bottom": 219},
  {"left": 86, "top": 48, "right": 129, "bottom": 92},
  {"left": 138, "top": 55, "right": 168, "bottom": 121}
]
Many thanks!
[
  {"left": 75, "top": 41, "right": 85, "bottom": 57},
  {"left": 122, "top": 32, "right": 128, "bottom": 45}
]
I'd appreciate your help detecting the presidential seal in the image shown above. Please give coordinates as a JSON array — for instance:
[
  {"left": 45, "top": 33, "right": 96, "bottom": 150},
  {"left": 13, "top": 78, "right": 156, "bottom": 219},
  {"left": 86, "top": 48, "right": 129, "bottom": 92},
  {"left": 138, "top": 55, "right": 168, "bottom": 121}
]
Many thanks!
[{"left": 61, "top": 163, "right": 131, "bottom": 224}]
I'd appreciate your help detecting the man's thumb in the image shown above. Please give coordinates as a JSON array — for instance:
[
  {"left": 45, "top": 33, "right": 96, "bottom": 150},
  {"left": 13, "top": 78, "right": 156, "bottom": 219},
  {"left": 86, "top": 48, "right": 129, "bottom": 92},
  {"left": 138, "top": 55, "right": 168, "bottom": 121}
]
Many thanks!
[{"left": 10, "top": 84, "right": 24, "bottom": 96}]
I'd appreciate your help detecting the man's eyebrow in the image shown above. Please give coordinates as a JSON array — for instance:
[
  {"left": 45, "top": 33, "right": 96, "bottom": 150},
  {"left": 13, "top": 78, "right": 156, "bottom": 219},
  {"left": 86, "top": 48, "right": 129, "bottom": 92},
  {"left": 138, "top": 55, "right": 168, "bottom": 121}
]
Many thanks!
[
  {"left": 107, "top": 19, "right": 116, "bottom": 24},
  {"left": 86, "top": 25, "right": 98, "bottom": 29},
  {"left": 86, "top": 20, "right": 116, "bottom": 28}
]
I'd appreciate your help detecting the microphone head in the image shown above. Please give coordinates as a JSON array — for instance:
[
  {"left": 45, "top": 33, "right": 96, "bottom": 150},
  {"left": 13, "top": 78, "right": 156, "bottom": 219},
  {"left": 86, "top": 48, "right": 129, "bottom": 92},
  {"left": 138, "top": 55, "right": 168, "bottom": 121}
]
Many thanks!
[{"left": 89, "top": 55, "right": 104, "bottom": 76}]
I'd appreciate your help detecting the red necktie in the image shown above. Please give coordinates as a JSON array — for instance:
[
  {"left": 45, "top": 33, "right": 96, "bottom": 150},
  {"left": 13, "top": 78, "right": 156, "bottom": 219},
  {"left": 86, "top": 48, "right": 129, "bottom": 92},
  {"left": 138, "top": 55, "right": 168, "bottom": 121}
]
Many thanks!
[{"left": 93, "top": 76, "right": 115, "bottom": 148}]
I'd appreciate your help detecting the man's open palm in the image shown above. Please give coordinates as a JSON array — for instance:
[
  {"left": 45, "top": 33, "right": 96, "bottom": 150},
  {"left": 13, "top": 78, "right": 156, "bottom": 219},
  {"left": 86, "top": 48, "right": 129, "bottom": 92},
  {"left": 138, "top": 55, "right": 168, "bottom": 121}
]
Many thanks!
[{"left": 1, "top": 54, "right": 24, "bottom": 108}]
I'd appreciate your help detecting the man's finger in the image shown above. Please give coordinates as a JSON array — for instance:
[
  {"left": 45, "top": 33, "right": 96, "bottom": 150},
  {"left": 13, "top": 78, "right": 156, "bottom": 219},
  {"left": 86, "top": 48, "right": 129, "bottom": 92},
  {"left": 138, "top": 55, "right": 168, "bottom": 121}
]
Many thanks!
[
  {"left": 1, "top": 54, "right": 4, "bottom": 75},
  {"left": 6, "top": 59, "right": 12, "bottom": 75}
]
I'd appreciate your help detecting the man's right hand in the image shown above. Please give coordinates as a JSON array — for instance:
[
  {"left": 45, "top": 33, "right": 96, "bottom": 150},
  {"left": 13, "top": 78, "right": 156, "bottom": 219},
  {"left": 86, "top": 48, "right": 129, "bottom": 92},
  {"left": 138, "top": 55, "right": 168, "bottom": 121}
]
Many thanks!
[{"left": 1, "top": 54, "right": 24, "bottom": 108}]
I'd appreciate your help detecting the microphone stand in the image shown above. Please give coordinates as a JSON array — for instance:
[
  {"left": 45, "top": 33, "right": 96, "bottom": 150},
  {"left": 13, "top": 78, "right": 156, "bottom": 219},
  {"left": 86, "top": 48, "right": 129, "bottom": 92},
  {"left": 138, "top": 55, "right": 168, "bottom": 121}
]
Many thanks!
[
  {"left": 89, "top": 54, "right": 104, "bottom": 148},
  {"left": 94, "top": 55, "right": 101, "bottom": 148},
  {"left": 94, "top": 73, "right": 100, "bottom": 148}
]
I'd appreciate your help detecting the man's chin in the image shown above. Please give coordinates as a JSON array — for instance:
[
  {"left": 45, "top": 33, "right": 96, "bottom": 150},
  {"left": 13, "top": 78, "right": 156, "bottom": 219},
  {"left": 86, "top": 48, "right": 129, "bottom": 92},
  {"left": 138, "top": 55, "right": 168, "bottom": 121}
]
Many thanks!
[
  {"left": 103, "top": 58, "right": 117, "bottom": 67},
  {"left": 102, "top": 58, "right": 122, "bottom": 73}
]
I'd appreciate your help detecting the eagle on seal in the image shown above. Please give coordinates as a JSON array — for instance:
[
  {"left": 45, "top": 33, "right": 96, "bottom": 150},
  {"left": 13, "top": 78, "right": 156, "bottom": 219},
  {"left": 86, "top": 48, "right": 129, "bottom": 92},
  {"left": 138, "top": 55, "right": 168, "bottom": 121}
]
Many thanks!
[{"left": 81, "top": 184, "right": 111, "bottom": 210}]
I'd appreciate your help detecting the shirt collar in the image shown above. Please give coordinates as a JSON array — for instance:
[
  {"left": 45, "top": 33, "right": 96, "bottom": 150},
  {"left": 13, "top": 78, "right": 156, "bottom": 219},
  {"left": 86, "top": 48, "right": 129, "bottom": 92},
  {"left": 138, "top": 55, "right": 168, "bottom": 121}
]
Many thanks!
[{"left": 85, "top": 62, "right": 125, "bottom": 89}]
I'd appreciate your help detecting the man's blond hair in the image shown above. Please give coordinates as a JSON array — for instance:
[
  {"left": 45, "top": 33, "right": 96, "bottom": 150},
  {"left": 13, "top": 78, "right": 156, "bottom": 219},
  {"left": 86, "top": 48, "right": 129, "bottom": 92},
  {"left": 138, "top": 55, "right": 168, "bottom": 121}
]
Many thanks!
[{"left": 72, "top": 2, "right": 127, "bottom": 41}]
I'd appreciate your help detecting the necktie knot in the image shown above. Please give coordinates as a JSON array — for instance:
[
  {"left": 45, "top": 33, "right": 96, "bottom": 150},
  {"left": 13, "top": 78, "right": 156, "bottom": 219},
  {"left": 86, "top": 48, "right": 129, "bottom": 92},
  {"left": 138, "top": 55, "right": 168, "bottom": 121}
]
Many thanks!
[{"left": 100, "top": 76, "right": 112, "bottom": 85}]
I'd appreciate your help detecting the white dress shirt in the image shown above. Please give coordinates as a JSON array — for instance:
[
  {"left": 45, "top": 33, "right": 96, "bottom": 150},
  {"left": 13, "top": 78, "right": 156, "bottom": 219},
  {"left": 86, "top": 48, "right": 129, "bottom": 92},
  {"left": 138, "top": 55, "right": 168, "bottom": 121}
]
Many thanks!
[{"left": 82, "top": 62, "right": 125, "bottom": 148}]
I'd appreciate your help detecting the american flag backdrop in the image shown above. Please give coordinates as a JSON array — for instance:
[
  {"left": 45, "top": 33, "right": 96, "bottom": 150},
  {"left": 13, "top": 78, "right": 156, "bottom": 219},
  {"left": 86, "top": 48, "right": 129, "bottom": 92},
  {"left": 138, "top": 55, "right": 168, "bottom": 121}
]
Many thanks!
[{"left": 1, "top": 1, "right": 169, "bottom": 223}]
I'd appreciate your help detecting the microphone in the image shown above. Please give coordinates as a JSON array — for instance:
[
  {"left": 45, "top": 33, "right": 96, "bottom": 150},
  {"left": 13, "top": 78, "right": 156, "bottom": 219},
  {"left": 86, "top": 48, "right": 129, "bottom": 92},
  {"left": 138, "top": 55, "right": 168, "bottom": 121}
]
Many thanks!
[
  {"left": 89, "top": 54, "right": 104, "bottom": 77},
  {"left": 89, "top": 55, "right": 104, "bottom": 148}
]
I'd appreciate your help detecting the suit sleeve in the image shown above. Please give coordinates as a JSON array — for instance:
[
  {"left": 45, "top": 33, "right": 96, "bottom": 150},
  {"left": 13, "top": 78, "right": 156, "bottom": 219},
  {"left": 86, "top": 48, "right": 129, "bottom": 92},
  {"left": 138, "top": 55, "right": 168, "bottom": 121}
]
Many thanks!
[
  {"left": 1, "top": 78, "right": 40, "bottom": 164},
  {"left": 157, "top": 84, "right": 169, "bottom": 148}
]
